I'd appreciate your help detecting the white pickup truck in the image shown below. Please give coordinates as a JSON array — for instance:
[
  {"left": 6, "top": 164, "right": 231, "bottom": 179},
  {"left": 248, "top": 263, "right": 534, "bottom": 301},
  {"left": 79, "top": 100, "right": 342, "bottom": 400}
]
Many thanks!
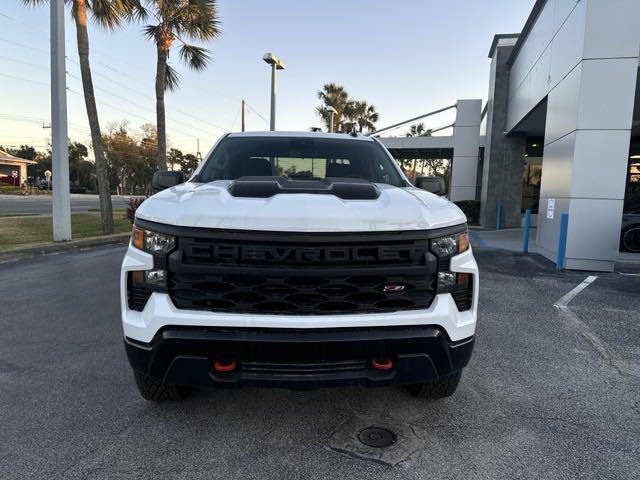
[{"left": 121, "top": 131, "right": 478, "bottom": 401}]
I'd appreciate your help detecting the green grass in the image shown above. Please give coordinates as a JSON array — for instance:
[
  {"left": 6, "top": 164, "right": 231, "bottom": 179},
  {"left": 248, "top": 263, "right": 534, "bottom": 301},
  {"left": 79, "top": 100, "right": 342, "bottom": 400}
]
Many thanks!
[{"left": 0, "top": 212, "right": 132, "bottom": 252}]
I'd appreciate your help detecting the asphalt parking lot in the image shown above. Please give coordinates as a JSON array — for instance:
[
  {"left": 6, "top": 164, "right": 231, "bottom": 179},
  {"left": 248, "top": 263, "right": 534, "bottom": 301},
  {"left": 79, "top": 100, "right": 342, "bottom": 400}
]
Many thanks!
[{"left": 1, "top": 246, "right": 639, "bottom": 479}]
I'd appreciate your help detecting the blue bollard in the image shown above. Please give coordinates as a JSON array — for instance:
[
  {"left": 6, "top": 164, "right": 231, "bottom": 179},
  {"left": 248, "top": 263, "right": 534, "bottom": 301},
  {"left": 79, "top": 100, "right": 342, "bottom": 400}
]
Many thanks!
[
  {"left": 523, "top": 209, "right": 531, "bottom": 253},
  {"left": 556, "top": 213, "right": 569, "bottom": 270},
  {"left": 496, "top": 204, "right": 502, "bottom": 230}
]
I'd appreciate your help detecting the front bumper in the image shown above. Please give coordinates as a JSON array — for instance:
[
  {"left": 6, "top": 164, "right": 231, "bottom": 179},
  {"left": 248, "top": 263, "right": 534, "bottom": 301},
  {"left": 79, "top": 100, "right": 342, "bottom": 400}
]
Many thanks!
[{"left": 125, "top": 326, "right": 475, "bottom": 389}]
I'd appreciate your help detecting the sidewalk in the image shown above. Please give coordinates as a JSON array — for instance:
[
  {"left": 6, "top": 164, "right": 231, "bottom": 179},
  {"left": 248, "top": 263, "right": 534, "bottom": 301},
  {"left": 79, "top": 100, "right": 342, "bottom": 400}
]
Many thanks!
[
  {"left": 470, "top": 227, "right": 539, "bottom": 253},
  {"left": 470, "top": 226, "right": 640, "bottom": 273}
]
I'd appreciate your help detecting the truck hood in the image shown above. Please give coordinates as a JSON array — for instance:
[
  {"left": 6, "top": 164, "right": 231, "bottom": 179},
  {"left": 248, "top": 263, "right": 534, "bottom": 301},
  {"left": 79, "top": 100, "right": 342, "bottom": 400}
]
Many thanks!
[{"left": 135, "top": 181, "right": 466, "bottom": 232}]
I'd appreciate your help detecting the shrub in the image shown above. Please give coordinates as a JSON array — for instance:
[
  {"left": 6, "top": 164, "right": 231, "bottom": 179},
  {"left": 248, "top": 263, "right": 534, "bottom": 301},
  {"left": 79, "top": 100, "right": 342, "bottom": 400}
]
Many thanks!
[
  {"left": 454, "top": 200, "right": 480, "bottom": 224},
  {"left": 126, "top": 197, "right": 146, "bottom": 223}
]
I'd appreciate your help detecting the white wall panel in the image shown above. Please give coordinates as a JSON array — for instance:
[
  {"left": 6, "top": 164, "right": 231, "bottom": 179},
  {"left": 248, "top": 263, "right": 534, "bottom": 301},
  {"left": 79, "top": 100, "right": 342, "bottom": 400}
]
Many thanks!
[
  {"left": 583, "top": 0, "right": 640, "bottom": 59},
  {"left": 451, "top": 126, "right": 481, "bottom": 157},
  {"left": 552, "top": 0, "right": 580, "bottom": 32},
  {"left": 566, "top": 198, "right": 625, "bottom": 262},
  {"left": 536, "top": 196, "right": 571, "bottom": 253},
  {"left": 548, "top": 0, "right": 585, "bottom": 88},
  {"left": 576, "top": 58, "right": 638, "bottom": 131},
  {"left": 544, "top": 63, "right": 581, "bottom": 144},
  {"left": 538, "top": 131, "right": 575, "bottom": 199},
  {"left": 509, "top": 0, "right": 556, "bottom": 92},
  {"left": 570, "top": 130, "right": 631, "bottom": 199}
]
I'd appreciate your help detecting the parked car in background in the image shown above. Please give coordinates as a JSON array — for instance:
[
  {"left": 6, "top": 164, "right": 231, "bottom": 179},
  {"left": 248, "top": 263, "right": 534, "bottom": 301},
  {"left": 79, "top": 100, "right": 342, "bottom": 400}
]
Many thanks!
[{"left": 621, "top": 210, "right": 640, "bottom": 252}]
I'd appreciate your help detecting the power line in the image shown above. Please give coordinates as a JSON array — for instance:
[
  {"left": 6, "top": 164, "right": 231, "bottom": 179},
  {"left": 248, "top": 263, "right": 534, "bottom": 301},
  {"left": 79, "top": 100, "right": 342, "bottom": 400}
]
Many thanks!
[
  {"left": 0, "top": 55, "right": 48, "bottom": 71},
  {"left": 68, "top": 88, "right": 202, "bottom": 141},
  {"left": 0, "top": 72, "right": 48, "bottom": 87},
  {"left": 244, "top": 102, "right": 269, "bottom": 125},
  {"left": 0, "top": 36, "right": 267, "bottom": 127},
  {"left": 0, "top": 37, "right": 48, "bottom": 55},
  {"left": 65, "top": 60, "right": 230, "bottom": 132},
  {"left": 66, "top": 72, "right": 226, "bottom": 137}
]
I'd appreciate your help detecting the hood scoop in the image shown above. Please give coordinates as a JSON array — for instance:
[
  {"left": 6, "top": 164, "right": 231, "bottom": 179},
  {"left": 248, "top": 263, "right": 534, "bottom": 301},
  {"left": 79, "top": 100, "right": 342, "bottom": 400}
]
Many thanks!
[{"left": 227, "top": 176, "right": 381, "bottom": 200}]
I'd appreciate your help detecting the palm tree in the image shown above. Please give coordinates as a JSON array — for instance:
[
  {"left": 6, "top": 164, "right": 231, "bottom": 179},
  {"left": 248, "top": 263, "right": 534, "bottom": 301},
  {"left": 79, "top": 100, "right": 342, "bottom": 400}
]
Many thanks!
[
  {"left": 349, "top": 100, "right": 379, "bottom": 134},
  {"left": 141, "top": 0, "right": 221, "bottom": 170},
  {"left": 21, "top": 0, "right": 139, "bottom": 234},
  {"left": 316, "top": 83, "right": 351, "bottom": 133},
  {"left": 405, "top": 122, "right": 433, "bottom": 137}
]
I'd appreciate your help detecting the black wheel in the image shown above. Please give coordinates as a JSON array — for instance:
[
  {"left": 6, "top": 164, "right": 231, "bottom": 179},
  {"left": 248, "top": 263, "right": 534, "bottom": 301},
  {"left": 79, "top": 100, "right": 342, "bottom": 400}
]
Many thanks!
[
  {"left": 133, "top": 371, "right": 191, "bottom": 402},
  {"left": 405, "top": 371, "right": 462, "bottom": 398},
  {"left": 621, "top": 225, "right": 640, "bottom": 253}
]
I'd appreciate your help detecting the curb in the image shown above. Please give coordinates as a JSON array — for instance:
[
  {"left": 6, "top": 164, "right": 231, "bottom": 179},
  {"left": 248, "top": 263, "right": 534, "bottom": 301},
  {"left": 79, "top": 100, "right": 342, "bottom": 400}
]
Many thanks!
[{"left": 0, "top": 233, "right": 130, "bottom": 264}]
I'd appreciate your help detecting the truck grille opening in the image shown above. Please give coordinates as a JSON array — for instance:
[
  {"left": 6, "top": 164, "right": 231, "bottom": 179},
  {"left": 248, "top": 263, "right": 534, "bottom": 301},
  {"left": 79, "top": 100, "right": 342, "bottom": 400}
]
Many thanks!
[
  {"left": 451, "top": 276, "right": 474, "bottom": 312},
  {"left": 169, "top": 271, "right": 434, "bottom": 315},
  {"left": 166, "top": 231, "right": 438, "bottom": 315},
  {"left": 127, "top": 272, "right": 152, "bottom": 312}
]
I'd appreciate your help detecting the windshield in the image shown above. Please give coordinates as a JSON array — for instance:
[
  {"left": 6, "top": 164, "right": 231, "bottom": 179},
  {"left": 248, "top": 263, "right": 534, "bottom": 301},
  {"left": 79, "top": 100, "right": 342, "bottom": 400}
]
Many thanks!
[{"left": 197, "top": 136, "right": 404, "bottom": 187}]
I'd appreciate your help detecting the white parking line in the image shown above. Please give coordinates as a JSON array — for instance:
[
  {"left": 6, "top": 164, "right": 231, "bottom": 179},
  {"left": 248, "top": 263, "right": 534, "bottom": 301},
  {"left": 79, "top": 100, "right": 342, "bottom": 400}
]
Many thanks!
[
  {"left": 552, "top": 275, "right": 638, "bottom": 377},
  {"left": 554, "top": 275, "right": 598, "bottom": 308}
]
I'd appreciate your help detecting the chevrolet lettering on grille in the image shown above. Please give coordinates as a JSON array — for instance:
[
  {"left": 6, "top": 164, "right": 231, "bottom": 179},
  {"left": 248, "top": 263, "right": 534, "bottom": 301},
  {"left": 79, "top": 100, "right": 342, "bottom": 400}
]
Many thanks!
[{"left": 201, "top": 244, "right": 426, "bottom": 264}]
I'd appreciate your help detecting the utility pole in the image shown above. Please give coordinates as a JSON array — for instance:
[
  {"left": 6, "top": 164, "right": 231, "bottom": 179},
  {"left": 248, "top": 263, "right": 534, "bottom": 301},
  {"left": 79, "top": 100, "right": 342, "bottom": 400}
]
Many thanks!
[
  {"left": 241, "top": 99, "right": 245, "bottom": 132},
  {"left": 50, "top": 0, "right": 71, "bottom": 241}
]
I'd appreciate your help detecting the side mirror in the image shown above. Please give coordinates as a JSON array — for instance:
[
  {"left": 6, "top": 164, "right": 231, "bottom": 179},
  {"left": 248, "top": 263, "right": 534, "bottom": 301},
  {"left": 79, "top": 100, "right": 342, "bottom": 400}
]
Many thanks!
[
  {"left": 415, "top": 176, "right": 447, "bottom": 196},
  {"left": 152, "top": 170, "right": 185, "bottom": 193}
]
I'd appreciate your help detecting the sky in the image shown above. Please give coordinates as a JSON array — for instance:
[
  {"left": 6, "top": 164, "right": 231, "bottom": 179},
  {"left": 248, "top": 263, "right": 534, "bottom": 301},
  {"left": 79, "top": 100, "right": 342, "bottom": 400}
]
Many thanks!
[{"left": 0, "top": 0, "right": 535, "bottom": 156}]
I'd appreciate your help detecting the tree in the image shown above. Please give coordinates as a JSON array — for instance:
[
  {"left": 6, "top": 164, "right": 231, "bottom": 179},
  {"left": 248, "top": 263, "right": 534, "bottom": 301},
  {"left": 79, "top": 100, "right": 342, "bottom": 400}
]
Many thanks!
[
  {"left": 167, "top": 148, "right": 184, "bottom": 171},
  {"left": 140, "top": 0, "right": 221, "bottom": 170},
  {"left": 7, "top": 145, "right": 37, "bottom": 161},
  {"left": 349, "top": 100, "right": 379, "bottom": 134},
  {"left": 316, "top": 83, "right": 352, "bottom": 133},
  {"left": 21, "top": 0, "right": 141, "bottom": 235},
  {"left": 68, "top": 142, "right": 96, "bottom": 189},
  {"left": 405, "top": 123, "right": 433, "bottom": 137},
  {"left": 180, "top": 153, "right": 199, "bottom": 176}
]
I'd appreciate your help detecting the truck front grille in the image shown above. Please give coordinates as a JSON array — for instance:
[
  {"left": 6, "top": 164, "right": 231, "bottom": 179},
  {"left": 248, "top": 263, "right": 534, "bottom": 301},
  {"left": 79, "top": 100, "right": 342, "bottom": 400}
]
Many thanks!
[
  {"left": 169, "top": 270, "right": 435, "bottom": 314},
  {"left": 167, "top": 230, "right": 438, "bottom": 315}
]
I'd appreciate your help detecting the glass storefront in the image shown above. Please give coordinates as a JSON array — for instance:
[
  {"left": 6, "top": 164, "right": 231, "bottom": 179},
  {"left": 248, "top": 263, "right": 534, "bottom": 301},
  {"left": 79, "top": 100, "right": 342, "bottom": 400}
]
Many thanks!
[
  {"left": 625, "top": 138, "right": 640, "bottom": 213},
  {"left": 521, "top": 137, "right": 543, "bottom": 214}
]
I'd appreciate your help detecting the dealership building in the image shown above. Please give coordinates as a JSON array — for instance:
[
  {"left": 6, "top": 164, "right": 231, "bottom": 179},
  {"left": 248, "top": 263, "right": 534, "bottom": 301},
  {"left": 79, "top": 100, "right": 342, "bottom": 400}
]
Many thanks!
[{"left": 381, "top": 0, "right": 640, "bottom": 272}]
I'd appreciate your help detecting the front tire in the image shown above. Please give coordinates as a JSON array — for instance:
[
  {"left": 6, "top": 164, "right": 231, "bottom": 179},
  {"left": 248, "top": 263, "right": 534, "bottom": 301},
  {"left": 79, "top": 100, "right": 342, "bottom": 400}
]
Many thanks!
[
  {"left": 405, "top": 371, "right": 462, "bottom": 398},
  {"left": 133, "top": 371, "right": 191, "bottom": 402}
]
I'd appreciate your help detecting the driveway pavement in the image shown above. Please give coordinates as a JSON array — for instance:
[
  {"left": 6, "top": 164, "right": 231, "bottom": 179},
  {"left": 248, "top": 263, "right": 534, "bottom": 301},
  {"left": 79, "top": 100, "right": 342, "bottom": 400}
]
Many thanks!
[
  {"left": 1, "top": 246, "right": 638, "bottom": 479},
  {"left": 0, "top": 194, "right": 132, "bottom": 215}
]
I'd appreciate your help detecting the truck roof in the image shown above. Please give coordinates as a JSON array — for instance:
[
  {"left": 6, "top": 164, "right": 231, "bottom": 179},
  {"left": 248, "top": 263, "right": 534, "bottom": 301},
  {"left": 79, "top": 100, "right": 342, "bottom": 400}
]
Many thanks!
[{"left": 226, "top": 131, "right": 376, "bottom": 142}]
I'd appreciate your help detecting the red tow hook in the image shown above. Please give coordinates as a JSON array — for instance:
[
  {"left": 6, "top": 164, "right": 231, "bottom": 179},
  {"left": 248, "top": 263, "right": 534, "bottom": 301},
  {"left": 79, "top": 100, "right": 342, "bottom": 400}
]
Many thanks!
[
  {"left": 213, "top": 358, "right": 237, "bottom": 373},
  {"left": 371, "top": 358, "right": 393, "bottom": 371}
]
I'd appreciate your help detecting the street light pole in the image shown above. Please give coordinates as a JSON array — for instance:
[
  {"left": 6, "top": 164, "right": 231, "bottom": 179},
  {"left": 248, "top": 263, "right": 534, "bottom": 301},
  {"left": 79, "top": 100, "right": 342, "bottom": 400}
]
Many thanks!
[
  {"left": 269, "top": 63, "right": 276, "bottom": 130},
  {"left": 263, "top": 53, "right": 285, "bottom": 131},
  {"left": 50, "top": 0, "right": 71, "bottom": 241}
]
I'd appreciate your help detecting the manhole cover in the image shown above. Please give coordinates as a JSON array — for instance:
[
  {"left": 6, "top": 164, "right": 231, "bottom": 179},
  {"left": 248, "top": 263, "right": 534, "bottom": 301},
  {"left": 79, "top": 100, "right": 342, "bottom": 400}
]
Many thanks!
[{"left": 358, "top": 427, "right": 396, "bottom": 448}]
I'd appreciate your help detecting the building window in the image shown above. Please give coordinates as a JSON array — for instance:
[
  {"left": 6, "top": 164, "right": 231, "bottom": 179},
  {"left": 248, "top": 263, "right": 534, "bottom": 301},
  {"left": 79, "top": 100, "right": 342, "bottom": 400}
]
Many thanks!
[{"left": 521, "top": 137, "right": 543, "bottom": 214}]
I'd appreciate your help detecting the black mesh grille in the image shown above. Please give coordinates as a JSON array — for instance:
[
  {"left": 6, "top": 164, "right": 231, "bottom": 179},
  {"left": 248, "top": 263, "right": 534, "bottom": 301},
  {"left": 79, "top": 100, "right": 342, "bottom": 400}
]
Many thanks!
[
  {"left": 167, "top": 231, "right": 438, "bottom": 315},
  {"left": 169, "top": 270, "right": 435, "bottom": 314}
]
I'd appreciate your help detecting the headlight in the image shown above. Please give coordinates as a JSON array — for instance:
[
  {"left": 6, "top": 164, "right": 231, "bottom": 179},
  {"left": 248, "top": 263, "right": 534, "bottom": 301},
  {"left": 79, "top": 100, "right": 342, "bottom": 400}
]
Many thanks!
[
  {"left": 132, "top": 226, "right": 175, "bottom": 254},
  {"left": 430, "top": 231, "right": 469, "bottom": 257}
]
